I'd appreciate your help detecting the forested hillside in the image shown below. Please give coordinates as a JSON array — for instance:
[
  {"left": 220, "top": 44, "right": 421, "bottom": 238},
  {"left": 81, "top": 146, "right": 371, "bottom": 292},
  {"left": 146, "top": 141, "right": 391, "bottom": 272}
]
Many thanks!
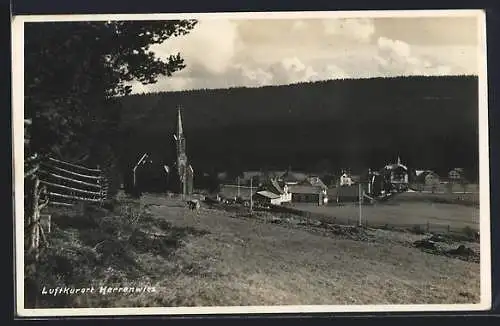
[{"left": 118, "top": 76, "right": 479, "bottom": 180}]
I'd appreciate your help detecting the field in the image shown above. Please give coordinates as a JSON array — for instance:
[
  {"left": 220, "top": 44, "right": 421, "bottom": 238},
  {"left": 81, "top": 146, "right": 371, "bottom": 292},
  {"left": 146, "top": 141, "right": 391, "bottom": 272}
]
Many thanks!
[
  {"left": 291, "top": 192, "right": 480, "bottom": 233},
  {"left": 408, "top": 183, "right": 480, "bottom": 194},
  {"left": 25, "top": 192, "right": 481, "bottom": 309}
]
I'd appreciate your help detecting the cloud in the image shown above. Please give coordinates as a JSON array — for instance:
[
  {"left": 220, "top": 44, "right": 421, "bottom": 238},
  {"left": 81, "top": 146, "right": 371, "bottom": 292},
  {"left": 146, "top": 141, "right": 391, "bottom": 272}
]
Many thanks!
[
  {"left": 268, "top": 57, "right": 316, "bottom": 84},
  {"left": 131, "top": 57, "right": 352, "bottom": 93},
  {"left": 129, "top": 18, "right": 477, "bottom": 93},
  {"left": 150, "top": 19, "right": 240, "bottom": 75},
  {"left": 322, "top": 18, "right": 375, "bottom": 42},
  {"left": 325, "top": 64, "right": 350, "bottom": 79},
  {"left": 245, "top": 57, "right": 350, "bottom": 86},
  {"left": 375, "top": 36, "right": 454, "bottom": 76},
  {"left": 377, "top": 37, "right": 411, "bottom": 58},
  {"left": 235, "top": 65, "right": 274, "bottom": 86}
]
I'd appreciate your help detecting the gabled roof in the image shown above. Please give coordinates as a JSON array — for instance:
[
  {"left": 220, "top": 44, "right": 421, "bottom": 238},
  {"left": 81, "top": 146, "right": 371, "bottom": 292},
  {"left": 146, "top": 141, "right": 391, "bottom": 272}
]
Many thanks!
[
  {"left": 257, "top": 178, "right": 285, "bottom": 195},
  {"left": 269, "top": 178, "right": 285, "bottom": 194},
  {"left": 301, "top": 176, "right": 327, "bottom": 189},
  {"left": 415, "top": 170, "right": 426, "bottom": 176},
  {"left": 415, "top": 170, "right": 439, "bottom": 183},
  {"left": 288, "top": 185, "right": 325, "bottom": 194},
  {"left": 384, "top": 163, "right": 408, "bottom": 171},
  {"left": 255, "top": 190, "right": 281, "bottom": 199}
]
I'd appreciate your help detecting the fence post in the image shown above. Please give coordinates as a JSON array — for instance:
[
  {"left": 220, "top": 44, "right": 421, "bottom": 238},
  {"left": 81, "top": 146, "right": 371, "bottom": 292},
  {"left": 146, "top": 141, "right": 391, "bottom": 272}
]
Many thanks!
[
  {"left": 426, "top": 221, "right": 430, "bottom": 233},
  {"left": 96, "top": 165, "right": 105, "bottom": 205},
  {"left": 103, "top": 176, "right": 108, "bottom": 200},
  {"left": 28, "top": 177, "right": 41, "bottom": 259}
]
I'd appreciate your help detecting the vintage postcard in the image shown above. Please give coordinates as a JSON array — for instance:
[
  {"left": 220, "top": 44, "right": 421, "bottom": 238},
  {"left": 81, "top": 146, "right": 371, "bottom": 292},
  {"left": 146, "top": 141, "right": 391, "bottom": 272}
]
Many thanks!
[{"left": 12, "top": 9, "right": 490, "bottom": 317}]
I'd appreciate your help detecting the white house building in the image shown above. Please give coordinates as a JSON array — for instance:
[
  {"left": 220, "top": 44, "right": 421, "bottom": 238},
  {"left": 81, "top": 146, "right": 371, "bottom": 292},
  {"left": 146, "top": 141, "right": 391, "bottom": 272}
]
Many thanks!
[{"left": 339, "top": 170, "right": 354, "bottom": 187}]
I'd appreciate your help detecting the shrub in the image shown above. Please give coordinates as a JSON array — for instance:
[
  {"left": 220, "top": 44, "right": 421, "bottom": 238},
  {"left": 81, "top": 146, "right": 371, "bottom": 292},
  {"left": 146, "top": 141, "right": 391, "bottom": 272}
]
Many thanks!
[
  {"left": 411, "top": 224, "right": 425, "bottom": 235},
  {"left": 462, "top": 226, "right": 477, "bottom": 240}
]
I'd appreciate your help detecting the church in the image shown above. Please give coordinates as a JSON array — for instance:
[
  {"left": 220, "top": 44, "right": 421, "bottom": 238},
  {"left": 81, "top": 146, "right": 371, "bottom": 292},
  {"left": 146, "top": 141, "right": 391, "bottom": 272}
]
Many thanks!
[
  {"left": 125, "top": 106, "right": 194, "bottom": 196},
  {"left": 168, "top": 106, "right": 194, "bottom": 196}
]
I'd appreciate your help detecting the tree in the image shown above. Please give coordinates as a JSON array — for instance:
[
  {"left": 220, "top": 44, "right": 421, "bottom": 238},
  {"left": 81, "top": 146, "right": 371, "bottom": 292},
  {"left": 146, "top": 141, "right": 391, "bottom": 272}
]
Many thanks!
[{"left": 24, "top": 20, "right": 198, "bottom": 163}]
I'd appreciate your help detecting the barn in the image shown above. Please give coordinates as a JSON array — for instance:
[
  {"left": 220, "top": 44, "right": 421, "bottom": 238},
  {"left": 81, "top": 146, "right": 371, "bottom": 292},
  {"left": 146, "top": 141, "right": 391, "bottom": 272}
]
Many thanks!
[
  {"left": 256, "top": 178, "right": 292, "bottom": 205},
  {"left": 288, "top": 184, "right": 328, "bottom": 205},
  {"left": 253, "top": 191, "right": 282, "bottom": 206}
]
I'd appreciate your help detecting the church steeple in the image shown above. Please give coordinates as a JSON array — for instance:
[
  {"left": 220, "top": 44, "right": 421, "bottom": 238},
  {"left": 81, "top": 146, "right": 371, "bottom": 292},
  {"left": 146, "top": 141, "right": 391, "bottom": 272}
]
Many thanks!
[
  {"left": 174, "top": 106, "right": 186, "bottom": 156},
  {"left": 170, "top": 105, "right": 193, "bottom": 197},
  {"left": 176, "top": 106, "right": 184, "bottom": 139}
]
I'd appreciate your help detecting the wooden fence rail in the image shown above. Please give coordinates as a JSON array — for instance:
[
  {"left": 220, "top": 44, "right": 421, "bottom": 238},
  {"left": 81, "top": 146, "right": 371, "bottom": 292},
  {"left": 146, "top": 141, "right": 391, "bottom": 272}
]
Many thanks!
[{"left": 24, "top": 155, "right": 110, "bottom": 258}]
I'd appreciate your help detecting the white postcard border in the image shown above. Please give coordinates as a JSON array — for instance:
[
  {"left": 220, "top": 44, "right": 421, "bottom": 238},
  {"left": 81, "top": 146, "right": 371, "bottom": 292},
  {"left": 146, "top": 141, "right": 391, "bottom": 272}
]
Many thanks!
[{"left": 12, "top": 9, "right": 491, "bottom": 317}]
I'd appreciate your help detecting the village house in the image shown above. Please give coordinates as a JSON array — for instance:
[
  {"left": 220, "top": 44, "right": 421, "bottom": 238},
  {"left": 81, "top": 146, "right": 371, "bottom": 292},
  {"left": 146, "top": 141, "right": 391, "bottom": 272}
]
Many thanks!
[
  {"left": 339, "top": 169, "right": 354, "bottom": 186},
  {"left": 381, "top": 156, "right": 409, "bottom": 192},
  {"left": 415, "top": 170, "right": 440, "bottom": 186},
  {"left": 236, "top": 170, "right": 287, "bottom": 187},
  {"left": 252, "top": 191, "right": 282, "bottom": 206},
  {"left": 448, "top": 168, "right": 465, "bottom": 182},
  {"left": 288, "top": 184, "right": 328, "bottom": 205},
  {"left": 328, "top": 184, "right": 359, "bottom": 203},
  {"left": 253, "top": 178, "right": 292, "bottom": 206},
  {"left": 305, "top": 175, "right": 328, "bottom": 189}
]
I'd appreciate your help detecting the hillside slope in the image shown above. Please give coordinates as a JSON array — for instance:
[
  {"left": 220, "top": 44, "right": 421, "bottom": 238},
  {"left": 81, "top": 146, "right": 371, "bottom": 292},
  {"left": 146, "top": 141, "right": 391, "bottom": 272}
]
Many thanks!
[{"left": 118, "top": 76, "right": 479, "bottom": 178}]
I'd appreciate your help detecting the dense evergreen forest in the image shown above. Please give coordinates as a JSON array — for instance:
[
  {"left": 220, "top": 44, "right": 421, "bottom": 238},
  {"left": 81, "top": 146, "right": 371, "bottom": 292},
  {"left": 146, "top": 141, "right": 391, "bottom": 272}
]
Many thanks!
[{"left": 118, "top": 75, "right": 480, "bottom": 182}]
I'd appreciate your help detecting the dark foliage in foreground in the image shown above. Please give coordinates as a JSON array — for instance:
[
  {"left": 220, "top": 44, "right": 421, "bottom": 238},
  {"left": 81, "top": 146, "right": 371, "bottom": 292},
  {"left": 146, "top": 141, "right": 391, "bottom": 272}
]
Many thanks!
[{"left": 24, "top": 20, "right": 197, "bottom": 195}]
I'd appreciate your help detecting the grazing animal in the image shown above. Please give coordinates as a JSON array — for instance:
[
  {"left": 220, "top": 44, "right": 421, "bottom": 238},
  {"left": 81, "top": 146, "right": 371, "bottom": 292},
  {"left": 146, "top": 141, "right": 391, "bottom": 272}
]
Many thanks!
[{"left": 187, "top": 199, "right": 200, "bottom": 210}]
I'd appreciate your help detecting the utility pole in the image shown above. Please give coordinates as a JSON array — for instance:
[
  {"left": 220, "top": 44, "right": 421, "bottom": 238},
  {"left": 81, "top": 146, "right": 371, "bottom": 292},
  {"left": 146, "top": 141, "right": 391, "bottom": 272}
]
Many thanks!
[
  {"left": 250, "top": 177, "right": 253, "bottom": 214},
  {"left": 133, "top": 153, "right": 148, "bottom": 187},
  {"left": 358, "top": 183, "right": 363, "bottom": 227},
  {"left": 237, "top": 176, "right": 240, "bottom": 198}
]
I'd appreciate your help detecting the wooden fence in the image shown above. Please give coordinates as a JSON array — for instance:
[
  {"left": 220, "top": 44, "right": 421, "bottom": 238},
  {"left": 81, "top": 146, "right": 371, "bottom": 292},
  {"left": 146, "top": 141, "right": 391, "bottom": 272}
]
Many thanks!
[{"left": 24, "top": 154, "right": 109, "bottom": 258}]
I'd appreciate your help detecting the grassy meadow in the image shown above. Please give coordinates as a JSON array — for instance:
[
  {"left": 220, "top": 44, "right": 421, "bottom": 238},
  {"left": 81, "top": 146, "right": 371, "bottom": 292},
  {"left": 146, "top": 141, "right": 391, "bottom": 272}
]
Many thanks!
[{"left": 24, "top": 192, "right": 481, "bottom": 308}]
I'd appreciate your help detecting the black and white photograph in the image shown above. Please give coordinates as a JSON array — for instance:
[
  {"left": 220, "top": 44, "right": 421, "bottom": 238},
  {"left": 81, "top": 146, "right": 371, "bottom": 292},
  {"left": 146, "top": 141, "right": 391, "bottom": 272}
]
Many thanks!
[{"left": 13, "top": 10, "right": 490, "bottom": 316}]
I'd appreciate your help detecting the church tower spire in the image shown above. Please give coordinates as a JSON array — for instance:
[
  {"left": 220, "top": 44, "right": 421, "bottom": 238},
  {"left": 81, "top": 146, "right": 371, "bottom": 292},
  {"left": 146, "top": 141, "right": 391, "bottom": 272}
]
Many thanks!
[
  {"left": 175, "top": 106, "right": 186, "bottom": 156},
  {"left": 171, "top": 105, "right": 193, "bottom": 196},
  {"left": 176, "top": 105, "right": 184, "bottom": 139}
]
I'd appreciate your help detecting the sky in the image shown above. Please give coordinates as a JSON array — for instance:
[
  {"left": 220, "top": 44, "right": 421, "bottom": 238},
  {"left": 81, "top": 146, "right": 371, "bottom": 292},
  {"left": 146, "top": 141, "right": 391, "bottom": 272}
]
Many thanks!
[{"left": 130, "top": 15, "right": 481, "bottom": 93}]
